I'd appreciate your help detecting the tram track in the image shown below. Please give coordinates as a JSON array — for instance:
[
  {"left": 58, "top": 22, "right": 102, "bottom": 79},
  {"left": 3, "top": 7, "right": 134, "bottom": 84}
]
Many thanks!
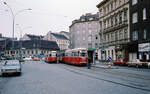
[
  {"left": 60, "top": 64, "right": 150, "bottom": 92},
  {"left": 61, "top": 64, "right": 150, "bottom": 81}
]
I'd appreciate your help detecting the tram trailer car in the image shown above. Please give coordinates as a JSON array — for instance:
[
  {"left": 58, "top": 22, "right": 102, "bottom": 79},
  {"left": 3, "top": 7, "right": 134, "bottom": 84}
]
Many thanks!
[
  {"left": 45, "top": 51, "right": 57, "bottom": 63},
  {"left": 61, "top": 48, "right": 88, "bottom": 66}
]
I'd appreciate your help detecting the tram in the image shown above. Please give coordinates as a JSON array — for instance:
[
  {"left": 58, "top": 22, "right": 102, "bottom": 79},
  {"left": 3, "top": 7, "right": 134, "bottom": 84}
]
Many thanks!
[
  {"left": 60, "top": 48, "right": 88, "bottom": 66},
  {"left": 45, "top": 51, "right": 57, "bottom": 63}
]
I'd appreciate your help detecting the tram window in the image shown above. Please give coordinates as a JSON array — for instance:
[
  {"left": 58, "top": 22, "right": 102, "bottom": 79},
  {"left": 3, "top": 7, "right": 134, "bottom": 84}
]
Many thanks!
[
  {"left": 74, "top": 52, "right": 79, "bottom": 57},
  {"left": 49, "top": 54, "right": 51, "bottom": 57},
  {"left": 80, "top": 53, "right": 86, "bottom": 57}
]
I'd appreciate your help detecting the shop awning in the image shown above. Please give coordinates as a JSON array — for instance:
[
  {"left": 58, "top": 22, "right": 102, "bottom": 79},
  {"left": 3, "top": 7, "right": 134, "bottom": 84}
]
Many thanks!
[{"left": 88, "top": 48, "right": 96, "bottom": 51}]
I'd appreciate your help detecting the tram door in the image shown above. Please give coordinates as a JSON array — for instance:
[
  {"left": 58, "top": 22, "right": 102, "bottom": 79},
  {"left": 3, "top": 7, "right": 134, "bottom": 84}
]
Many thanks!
[{"left": 88, "top": 51, "right": 94, "bottom": 64}]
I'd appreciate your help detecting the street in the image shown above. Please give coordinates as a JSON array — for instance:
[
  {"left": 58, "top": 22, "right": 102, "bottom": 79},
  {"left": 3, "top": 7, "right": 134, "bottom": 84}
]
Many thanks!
[{"left": 0, "top": 61, "right": 150, "bottom": 94}]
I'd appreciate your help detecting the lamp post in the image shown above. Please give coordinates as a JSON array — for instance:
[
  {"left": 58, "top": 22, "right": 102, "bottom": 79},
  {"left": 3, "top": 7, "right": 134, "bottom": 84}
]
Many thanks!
[
  {"left": 3, "top": 2, "right": 31, "bottom": 56},
  {"left": 16, "top": 24, "right": 32, "bottom": 59}
]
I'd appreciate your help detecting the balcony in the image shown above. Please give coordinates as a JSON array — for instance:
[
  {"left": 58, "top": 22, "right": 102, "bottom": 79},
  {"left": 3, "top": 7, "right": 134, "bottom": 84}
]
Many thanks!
[
  {"left": 102, "top": 38, "right": 130, "bottom": 47},
  {"left": 103, "top": 20, "right": 128, "bottom": 34}
]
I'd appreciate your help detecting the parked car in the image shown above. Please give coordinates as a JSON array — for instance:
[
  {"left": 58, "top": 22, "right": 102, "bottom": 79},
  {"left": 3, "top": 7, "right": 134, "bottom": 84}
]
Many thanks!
[
  {"left": 1, "top": 60, "right": 22, "bottom": 76},
  {"left": 33, "top": 57, "right": 40, "bottom": 61},
  {"left": 113, "top": 61, "right": 127, "bottom": 66},
  {"left": 127, "top": 59, "right": 147, "bottom": 68},
  {"left": 23, "top": 57, "right": 32, "bottom": 61}
]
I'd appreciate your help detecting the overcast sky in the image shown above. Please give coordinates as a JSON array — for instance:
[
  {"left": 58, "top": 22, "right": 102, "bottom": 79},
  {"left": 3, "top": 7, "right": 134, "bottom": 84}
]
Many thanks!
[{"left": 0, "top": 0, "right": 101, "bottom": 39}]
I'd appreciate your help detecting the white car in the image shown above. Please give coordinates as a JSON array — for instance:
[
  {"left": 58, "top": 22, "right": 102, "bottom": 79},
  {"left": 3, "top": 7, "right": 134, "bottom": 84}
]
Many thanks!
[
  {"left": 127, "top": 59, "right": 148, "bottom": 68},
  {"left": 1, "top": 60, "right": 22, "bottom": 76},
  {"left": 23, "top": 57, "right": 32, "bottom": 61}
]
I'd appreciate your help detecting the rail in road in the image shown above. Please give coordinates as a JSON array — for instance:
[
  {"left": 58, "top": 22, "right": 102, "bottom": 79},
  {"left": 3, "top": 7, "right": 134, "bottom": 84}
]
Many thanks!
[{"left": 59, "top": 64, "right": 150, "bottom": 92}]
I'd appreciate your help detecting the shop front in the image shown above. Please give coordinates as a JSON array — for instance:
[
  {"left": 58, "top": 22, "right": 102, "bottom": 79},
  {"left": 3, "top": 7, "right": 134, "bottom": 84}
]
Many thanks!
[
  {"left": 115, "top": 44, "right": 129, "bottom": 62},
  {"left": 138, "top": 43, "right": 150, "bottom": 62}
]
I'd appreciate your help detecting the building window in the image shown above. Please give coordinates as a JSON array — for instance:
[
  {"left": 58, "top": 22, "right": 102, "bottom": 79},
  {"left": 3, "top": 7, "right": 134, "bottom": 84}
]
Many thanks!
[
  {"left": 107, "top": 34, "right": 110, "bottom": 42},
  {"left": 111, "top": 2, "right": 113, "bottom": 10},
  {"left": 132, "top": 12, "right": 138, "bottom": 23},
  {"left": 89, "top": 30, "right": 92, "bottom": 34},
  {"left": 107, "top": 5, "right": 109, "bottom": 13},
  {"left": 83, "top": 37, "right": 85, "bottom": 40},
  {"left": 104, "top": 7, "right": 106, "bottom": 15},
  {"left": 124, "top": 11, "right": 127, "bottom": 21},
  {"left": 115, "top": 31, "right": 118, "bottom": 41},
  {"left": 111, "top": 33, "right": 115, "bottom": 42},
  {"left": 143, "top": 29, "right": 147, "bottom": 39},
  {"left": 119, "top": 31, "right": 123, "bottom": 40},
  {"left": 104, "top": 20, "right": 106, "bottom": 29},
  {"left": 119, "top": 0, "right": 122, "bottom": 5},
  {"left": 95, "top": 35, "right": 98, "bottom": 40},
  {"left": 115, "top": 15, "right": 118, "bottom": 25},
  {"left": 119, "top": 12, "right": 122, "bottom": 24},
  {"left": 132, "top": 0, "right": 137, "bottom": 5},
  {"left": 95, "top": 43, "right": 98, "bottom": 48},
  {"left": 111, "top": 17, "right": 113, "bottom": 26},
  {"left": 88, "top": 36, "right": 92, "bottom": 42},
  {"left": 124, "top": 29, "right": 128, "bottom": 39},
  {"left": 132, "top": 31, "right": 138, "bottom": 41},
  {"left": 143, "top": 8, "right": 146, "bottom": 20}
]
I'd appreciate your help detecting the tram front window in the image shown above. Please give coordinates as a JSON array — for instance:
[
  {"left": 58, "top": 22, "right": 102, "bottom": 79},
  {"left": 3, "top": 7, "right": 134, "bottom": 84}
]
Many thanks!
[{"left": 80, "top": 53, "right": 86, "bottom": 57}]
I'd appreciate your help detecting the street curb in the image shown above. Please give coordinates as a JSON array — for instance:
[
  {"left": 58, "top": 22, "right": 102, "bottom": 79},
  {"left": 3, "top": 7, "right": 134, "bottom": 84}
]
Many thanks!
[{"left": 92, "top": 65, "right": 118, "bottom": 69}]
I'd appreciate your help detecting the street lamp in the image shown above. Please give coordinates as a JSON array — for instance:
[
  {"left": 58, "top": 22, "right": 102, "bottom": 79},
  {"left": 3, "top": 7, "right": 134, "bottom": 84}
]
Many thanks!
[
  {"left": 3, "top": 2, "right": 32, "bottom": 56},
  {"left": 16, "top": 24, "right": 32, "bottom": 59}
]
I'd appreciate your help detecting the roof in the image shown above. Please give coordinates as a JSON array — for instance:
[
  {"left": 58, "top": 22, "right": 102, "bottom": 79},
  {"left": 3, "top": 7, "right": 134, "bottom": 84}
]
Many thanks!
[
  {"left": 51, "top": 33, "right": 69, "bottom": 40},
  {"left": 3, "top": 40, "right": 60, "bottom": 51},
  {"left": 26, "top": 34, "right": 43, "bottom": 40},
  {"left": 97, "top": 0, "right": 109, "bottom": 8},
  {"left": 70, "top": 13, "right": 99, "bottom": 27}
]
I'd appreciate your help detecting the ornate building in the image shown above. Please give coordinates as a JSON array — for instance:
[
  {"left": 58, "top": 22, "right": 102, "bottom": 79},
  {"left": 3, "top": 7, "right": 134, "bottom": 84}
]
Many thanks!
[{"left": 97, "top": 0, "right": 130, "bottom": 61}]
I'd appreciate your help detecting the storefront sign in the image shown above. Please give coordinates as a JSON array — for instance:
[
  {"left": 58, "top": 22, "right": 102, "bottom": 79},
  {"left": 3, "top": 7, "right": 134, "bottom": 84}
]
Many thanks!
[{"left": 138, "top": 43, "right": 150, "bottom": 52}]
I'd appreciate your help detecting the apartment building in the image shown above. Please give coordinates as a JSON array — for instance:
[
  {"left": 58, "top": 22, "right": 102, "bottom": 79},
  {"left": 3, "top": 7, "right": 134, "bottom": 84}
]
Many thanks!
[
  {"left": 129, "top": 0, "right": 150, "bottom": 61},
  {"left": 97, "top": 0, "right": 130, "bottom": 61},
  {"left": 69, "top": 13, "right": 100, "bottom": 49}
]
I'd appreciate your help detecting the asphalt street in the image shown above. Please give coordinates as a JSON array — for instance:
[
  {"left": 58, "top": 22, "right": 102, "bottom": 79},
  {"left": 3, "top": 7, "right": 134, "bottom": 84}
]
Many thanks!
[{"left": 0, "top": 61, "right": 150, "bottom": 94}]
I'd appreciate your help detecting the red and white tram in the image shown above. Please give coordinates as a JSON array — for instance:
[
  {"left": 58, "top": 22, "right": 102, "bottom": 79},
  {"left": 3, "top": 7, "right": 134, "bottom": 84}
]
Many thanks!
[
  {"left": 61, "top": 48, "right": 88, "bottom": 66},
  {"left": 45, "top": 51, "right": 57, "bottom": 63}
]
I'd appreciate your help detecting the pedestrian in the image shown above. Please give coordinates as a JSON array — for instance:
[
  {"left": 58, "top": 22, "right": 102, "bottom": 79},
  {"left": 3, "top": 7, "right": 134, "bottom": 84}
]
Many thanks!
[{"left": 87, "top": 57, "right": 91, "bottom": 69}]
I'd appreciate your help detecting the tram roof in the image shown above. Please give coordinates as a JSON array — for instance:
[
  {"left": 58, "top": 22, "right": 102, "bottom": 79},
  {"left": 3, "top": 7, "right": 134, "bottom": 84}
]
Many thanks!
[{"left": 65, "top": 48, "right": 87, "bottom": 53}]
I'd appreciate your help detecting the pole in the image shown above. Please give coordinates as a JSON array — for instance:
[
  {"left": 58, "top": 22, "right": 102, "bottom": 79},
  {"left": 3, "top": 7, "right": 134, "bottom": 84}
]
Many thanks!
[
  {"left": 3, "top": 2, "right": 32, "bottom": 58},
  {"left": 99, "top": 21, "right": 104, "bottom": 62},
  {"left": 3, "top": 2, "right": 15, "bottom": 54}
]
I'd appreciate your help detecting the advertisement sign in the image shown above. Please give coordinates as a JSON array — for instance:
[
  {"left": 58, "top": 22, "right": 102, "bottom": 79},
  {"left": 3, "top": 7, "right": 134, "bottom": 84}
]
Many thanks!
[{"left": 138, "top": 43, "right": 150, "bottom": 52}]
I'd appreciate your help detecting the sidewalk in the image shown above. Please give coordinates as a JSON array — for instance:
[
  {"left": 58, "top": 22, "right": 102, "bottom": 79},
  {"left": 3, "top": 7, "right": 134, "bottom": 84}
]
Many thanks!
[{"left": 92, "top": 60, "right": 118, "bottom": 69}]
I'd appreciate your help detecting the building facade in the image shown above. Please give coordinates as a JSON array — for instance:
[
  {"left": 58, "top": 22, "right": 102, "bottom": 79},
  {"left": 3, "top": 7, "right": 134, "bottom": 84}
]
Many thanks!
[
  {"left": 69, "top": 13, "right": 100, "bottom": 49},
  {"left": 43, "top": 31, "right": 70, "bottom": 50},
  {"left": 129, "top": 0, "right": 150, "bottom": 62},
  {"left": 97, "top": 0, "right": 130, "bottom": 61},
  {"left": 3, "top": 40, "right": 59, "bottom": 58}
]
